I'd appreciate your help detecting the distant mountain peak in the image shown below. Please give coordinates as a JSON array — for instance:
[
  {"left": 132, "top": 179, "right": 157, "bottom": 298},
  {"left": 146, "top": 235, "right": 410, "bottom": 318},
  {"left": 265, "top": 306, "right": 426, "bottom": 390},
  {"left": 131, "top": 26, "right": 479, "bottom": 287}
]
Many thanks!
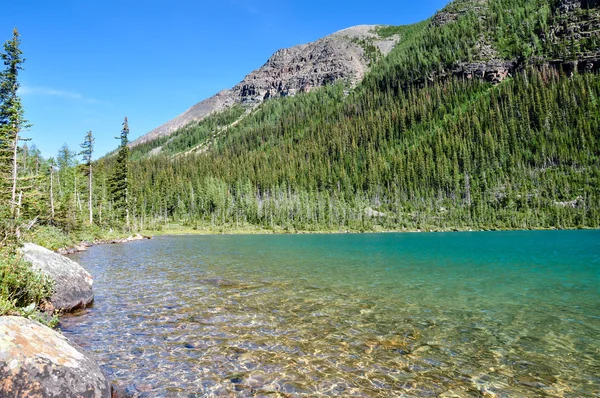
[{"left": 130, "top": 25, "right": 400, "bottom": 148}]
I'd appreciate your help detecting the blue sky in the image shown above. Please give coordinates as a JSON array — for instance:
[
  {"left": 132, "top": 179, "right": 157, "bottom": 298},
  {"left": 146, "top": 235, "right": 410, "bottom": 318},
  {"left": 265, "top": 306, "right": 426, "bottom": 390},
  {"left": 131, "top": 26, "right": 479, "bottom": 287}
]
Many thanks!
[{"left": 3, "top": 0, "right": 449, "bottom": 159}]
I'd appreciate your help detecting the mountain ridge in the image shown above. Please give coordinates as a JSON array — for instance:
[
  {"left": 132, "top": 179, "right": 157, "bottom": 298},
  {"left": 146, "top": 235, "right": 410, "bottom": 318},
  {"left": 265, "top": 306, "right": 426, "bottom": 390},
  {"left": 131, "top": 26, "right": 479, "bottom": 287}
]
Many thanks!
[
  {"left": 94, "top": 0, "right": 600, "bottom": 237},
  {"left": 130, "top": 25, "right": 401, "bottom": 148},
  {"left": 133, "top": 0, "right": 600, "bottom": 153}
]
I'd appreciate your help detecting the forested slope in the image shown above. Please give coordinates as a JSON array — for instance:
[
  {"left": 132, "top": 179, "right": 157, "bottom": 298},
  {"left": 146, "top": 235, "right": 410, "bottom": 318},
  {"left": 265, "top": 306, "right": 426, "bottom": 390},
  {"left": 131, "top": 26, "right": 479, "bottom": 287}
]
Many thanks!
[
  {"left": 12, "top": 0, "right": 599, "bottom": 234},
  {"left": 94, "top": 0, "right": 598, "bottom": 232}
]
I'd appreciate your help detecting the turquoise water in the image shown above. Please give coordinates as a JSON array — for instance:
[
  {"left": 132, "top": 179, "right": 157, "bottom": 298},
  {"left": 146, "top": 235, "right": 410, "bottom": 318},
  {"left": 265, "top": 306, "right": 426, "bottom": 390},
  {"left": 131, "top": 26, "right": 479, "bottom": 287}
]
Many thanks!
[{"left": 62, "top": 231, "right": 600, "bottom": 396}]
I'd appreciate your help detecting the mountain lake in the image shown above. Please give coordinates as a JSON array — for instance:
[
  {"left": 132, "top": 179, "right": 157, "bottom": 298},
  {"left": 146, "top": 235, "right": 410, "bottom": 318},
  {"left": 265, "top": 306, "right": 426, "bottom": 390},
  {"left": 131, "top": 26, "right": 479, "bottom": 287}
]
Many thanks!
[{"left": 61, "top": 231, "right": 600, "bottom": 397}]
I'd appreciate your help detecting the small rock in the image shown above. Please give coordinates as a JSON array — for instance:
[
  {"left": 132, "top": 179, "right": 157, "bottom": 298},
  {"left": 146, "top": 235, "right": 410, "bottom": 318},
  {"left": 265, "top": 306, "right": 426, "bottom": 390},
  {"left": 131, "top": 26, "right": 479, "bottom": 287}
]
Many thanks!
[
  {"left": 134, "top": 383, "right": 153, "bottom": 392},
  {"left": 110, "top": 383, "right": 134, "bottom": 398},
  {"left": 74, "top": 244, "right": 88, "bottom": 252}
]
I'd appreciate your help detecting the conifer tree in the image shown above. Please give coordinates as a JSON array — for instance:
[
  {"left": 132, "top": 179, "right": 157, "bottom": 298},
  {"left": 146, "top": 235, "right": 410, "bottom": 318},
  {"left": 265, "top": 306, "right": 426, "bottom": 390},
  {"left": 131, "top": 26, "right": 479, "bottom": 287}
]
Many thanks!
[
  {"left": 110, "top": 117, "right": 130, "bottom": 228},
  {"left": 80, "top": 131, "right": 94, "bottom": 224},
  {"left": 0, "top": 28, "right": 26, "bottom": 215}
]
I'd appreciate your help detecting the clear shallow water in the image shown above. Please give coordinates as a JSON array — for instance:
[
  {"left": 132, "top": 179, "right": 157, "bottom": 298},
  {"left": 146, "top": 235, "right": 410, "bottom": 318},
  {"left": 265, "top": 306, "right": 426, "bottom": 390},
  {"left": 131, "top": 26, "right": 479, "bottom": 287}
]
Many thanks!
[{"left": 62, "top": 231, "right": 600, "bottom": 397}]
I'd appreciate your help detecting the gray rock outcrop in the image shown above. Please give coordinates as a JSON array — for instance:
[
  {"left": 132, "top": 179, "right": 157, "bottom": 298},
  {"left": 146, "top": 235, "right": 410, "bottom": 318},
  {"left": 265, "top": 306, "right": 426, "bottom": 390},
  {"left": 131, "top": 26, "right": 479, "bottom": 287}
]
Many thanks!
[
  {"left": 132, "top": 0, "right": 600, "bottom": 150},
  {"left": 558, "top": 0, "right": 599, "bottom": 13},
  {"left": 549, "top": 0, "right": 600, "bottom": 64},
  {"left": 230, "top": 25, "right": 390, "bottom": 105},
  {"left": 22, "top": 243, "right": 94, "bottom": 313},
  {"left": 431, "top": 0, "right": 487, "bottom": 27},
  {"left": 0, "top": 316, "right": 111, "bottom": 397},
  {"left": 130, "top": 25, "right": 400, "bottom": 147}
]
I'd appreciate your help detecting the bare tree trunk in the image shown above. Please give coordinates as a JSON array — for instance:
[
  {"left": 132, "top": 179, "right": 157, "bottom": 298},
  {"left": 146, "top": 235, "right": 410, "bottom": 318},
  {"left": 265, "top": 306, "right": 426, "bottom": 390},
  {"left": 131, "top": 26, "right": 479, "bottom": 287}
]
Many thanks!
[
  {"left": 16, "top": 191, "right": 22, "bottom": 218},
  {"left": 125, "top": 187, "right": 130, "bottom": 231},
  {"left": 21, "top": 145, "right": 27, "bottom": 175},
  {"left": 88, "top": 163, "right": 93, "bottom": 224},
  {"left": 50, "top": 169, "right": 55, "bottom": 220},
  {"left": 74, "top": 172, "right": 79, "bottom": 210},
  {"left": 99, "top": 174, "right": 105, "bottom": 224},
  {"left": 11, "top": 129, "right": 19, "bottom": 214}
]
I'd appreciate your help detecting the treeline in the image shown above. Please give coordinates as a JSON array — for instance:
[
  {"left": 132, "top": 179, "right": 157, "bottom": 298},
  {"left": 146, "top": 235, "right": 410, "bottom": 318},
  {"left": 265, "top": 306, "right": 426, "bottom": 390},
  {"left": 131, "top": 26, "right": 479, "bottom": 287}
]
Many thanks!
[
  {"left": 109, "top": 0, "right": 599, "bottom": 232},
  {"left": 120, "top": 68, "right": 599, "bottom": 231}
]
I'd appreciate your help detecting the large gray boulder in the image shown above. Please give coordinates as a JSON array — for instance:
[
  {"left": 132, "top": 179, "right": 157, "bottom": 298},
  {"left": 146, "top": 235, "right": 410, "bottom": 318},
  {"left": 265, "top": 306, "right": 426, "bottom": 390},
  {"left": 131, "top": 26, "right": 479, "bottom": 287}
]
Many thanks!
[
  {"left": 0, "top": 316, "right": 111, "bottom": 397},
  {"left": 22, "top": 243, "right": 94, "bottom": 313}
]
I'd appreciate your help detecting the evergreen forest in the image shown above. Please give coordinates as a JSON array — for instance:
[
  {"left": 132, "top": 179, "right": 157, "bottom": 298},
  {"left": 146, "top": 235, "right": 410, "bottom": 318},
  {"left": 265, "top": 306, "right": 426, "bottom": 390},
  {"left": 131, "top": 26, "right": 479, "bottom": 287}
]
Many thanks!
[{"left": 1, "top": 0, "right": 599, "bottom": 249}]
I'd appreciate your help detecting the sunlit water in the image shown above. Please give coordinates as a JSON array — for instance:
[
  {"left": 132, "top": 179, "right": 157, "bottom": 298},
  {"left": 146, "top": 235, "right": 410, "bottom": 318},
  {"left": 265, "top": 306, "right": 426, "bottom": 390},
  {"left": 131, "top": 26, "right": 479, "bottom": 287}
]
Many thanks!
[{"left": 62, "top": 231, "right": 600, "bottom": 397}]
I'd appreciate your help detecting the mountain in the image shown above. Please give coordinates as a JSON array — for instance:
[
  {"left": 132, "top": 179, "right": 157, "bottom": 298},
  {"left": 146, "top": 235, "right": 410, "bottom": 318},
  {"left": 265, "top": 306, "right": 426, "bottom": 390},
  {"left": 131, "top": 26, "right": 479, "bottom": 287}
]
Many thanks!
[
  {"left": 97, "top": 0, "right": 600, "bottom": 233},
  {"left": 130, "top": 25, "right": 401, "bottom": 148}
]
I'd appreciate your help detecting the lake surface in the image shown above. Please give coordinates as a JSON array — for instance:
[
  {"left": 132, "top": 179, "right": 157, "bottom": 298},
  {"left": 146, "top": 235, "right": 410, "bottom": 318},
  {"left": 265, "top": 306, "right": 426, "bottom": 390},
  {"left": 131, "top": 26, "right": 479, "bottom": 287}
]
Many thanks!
[{"left": 62, "top": 231, "right": 600, "bottom": 397}]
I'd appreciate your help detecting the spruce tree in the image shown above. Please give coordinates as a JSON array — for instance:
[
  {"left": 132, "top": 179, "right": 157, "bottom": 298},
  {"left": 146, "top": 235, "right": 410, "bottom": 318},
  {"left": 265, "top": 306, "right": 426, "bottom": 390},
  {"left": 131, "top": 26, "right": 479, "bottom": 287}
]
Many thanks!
[
  {"left": 0, "top": 28, "right": 26, "bottom": 215},
  {"left": 80, "top": 131, "right": 94, "bottom": 224},
  {"left": 110, "top": 117, "right": 130, "bottom": 228}
]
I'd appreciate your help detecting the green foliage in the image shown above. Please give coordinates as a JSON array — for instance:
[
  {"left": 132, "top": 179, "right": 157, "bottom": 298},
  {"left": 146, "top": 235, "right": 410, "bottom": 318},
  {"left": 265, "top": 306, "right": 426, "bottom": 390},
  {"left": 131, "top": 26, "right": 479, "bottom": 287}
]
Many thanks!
[
  {"left": 118, "top": 69, "right": 600, "bottom": 232},
  {"left": 0, "top": 28, "right": 26, "bottom": 207},
  {"left": 104, "top": 0, "right": 600, "bottom": 233},
  {"left": 21, "top": 223, "right": 125, "bottom": 251},
  {"left": 23, "top": 225, "right": 75, "bottom": 251},
  {"left": 130, "top": 105, "right": 246, "bottom": 159},
  {"left": 374, "top": 24, "right": 410, "bottom": 38},
  {"left": 80, "top": 131, "right": 94, "bottom": 224},
  {"left": 351, "top": 37, "right": 382, "bottom": 64},
  {"left": 80, "top": 131, "right": 94, "bottom": 167},
  {"left": 109, "top": 117, "right": 130, "bottom": 226},
  {"left": 488, "top": 0, "right": 552, "bottom": 59},
  {"left": 0, "top": 29, "right": 55, "bottom": 327},
  {"left": 0, "top": 243, "right": 54, "bottom": 316},
  {"left": 0, "top": 204, "right": 19, "bottom": 247}
]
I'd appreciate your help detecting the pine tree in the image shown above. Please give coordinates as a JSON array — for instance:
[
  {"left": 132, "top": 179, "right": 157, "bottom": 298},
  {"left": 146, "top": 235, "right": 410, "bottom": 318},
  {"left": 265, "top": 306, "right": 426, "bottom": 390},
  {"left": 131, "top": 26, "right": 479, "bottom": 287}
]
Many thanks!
[
  {"left": 109, "top": 117, "right": 130, "bottom": 228},
  {"left": 0, "top": 28, "right": 27, "bottom": 215},
  {"left": 80, "top": 131, "right": 94, "bottom": 224}
]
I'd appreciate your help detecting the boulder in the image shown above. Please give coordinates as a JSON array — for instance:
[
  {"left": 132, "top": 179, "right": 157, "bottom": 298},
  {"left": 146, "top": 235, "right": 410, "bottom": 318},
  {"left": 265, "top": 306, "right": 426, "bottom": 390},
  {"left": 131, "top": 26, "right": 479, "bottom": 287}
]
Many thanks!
[
  {"left": 21, "top": 243, "right": 94, "bottom": 313},
  {"left": 0, "top": 316, "right": 111, "bottom": 397}
]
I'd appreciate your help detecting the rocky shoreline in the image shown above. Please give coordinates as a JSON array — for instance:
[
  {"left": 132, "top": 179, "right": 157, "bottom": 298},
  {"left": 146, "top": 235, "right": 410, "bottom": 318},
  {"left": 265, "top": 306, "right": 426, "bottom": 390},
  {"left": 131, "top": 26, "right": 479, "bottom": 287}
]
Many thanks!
[
  {"left": 56, "top": 233, "right": 151, "bottom": 256},
  {"left": 1, "top": 239, "right": 150, "bottom": 397}
]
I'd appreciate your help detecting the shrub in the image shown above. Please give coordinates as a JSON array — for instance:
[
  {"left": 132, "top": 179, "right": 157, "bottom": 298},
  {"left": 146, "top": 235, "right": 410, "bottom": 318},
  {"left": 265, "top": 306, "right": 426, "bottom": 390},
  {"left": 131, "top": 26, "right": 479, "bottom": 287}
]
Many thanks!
[{"left": 0, "top": 245, "right": 54, "bottom": 318}]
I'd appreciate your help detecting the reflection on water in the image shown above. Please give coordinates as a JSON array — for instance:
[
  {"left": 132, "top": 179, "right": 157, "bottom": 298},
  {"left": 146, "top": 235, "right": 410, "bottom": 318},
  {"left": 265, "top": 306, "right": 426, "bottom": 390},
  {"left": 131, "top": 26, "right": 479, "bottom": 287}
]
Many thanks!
[{"left": 62, "top": 231, "right": 600, "bottom": 397}]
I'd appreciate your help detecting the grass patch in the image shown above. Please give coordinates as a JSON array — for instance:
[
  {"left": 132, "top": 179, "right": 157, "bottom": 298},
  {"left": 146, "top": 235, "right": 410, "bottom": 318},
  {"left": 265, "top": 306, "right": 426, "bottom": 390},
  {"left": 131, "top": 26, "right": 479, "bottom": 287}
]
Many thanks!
[
  {"left": 22, "top": 224, "right": 136, "bottom": 251},
  {"left": 0, "top": 244, "right": 57, "bottom": 326}
]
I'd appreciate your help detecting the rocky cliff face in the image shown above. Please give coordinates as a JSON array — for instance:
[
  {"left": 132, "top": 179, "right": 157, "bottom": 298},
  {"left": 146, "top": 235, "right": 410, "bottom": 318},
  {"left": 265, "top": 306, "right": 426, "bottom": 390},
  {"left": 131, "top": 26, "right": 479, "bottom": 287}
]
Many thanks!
[
  {"left": 431, "top": 0, "right": 599, "bottom": 85},
  {"left": 431, "top": 0, "right": 488, "bottom": 27},
  {"left": 558, "top": 0, "right": 599, "bottom": 13},
  {"left": 133, "top": 1, "right": 600, "bottom": 149},
  {"left": 130, "top": 25, "right": 399, "bottom": 147},
  {"left": 231, "top": 26, "right": 395, "bottom": 104}
]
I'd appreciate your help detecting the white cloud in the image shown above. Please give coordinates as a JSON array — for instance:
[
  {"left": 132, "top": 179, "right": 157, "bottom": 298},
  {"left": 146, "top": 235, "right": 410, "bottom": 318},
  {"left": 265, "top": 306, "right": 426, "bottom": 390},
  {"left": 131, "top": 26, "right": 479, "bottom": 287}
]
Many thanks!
[{"left": 18, "top": 85, "right": 104, "bottom": 104}]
